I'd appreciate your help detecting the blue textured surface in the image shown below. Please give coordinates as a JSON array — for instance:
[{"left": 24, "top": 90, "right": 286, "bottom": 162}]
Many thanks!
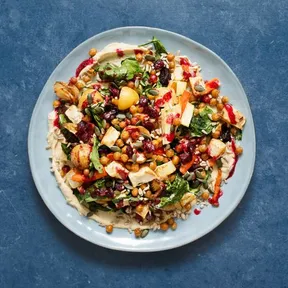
[{"left": 0, "top": 0, "right": 287, "bottom": 287}]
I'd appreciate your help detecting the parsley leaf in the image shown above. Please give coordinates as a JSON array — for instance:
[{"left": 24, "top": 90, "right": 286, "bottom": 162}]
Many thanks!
[
  {"left": 90, "top": 137, "right": 103, "bottom": 173},
  {"left": 139, "top": 36, "right": 167, "bottom": 55}
]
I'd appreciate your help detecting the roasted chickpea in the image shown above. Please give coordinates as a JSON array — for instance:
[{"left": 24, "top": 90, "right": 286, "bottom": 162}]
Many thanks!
[
  {"left": 199, "top": 103, "right": 206, "bottom": 109},
  {"left": 212, "top": 113, "right": 221, "bottom": 121},
  {"left": 121, "top": 130, "right": 130, "bottom": 141},
  {"left": 76, "top": 81, "right": 85, "bottom": 90},
  {"left": 167, "top": 218, "right": 174, "bottom": 226},
  {"left": 167, "top": 53, "right": 175, "bottom": 61},
  {"left": 131, "top": 117, "right": 139, "bottom": 125},
  {"left": 169, "top": 61, "right": 175, "bottom": 69},
  {"left": 83, "top": 169, "right": 90, "bottom": 177},
  {"left": 121, "top": 154, "right": 129, "bottom": 163},
  {"left": 173, "top": 118, "right": 181, "bottom": 126},
  {"left": 53, "top": 100, "right": 61, "bottom": 108},
  {"left": 136, "top": 53, "right": 143, "bottom": 62},
  {"left": 166, "top": 149, "right": 175, "bottom": 158},
  {"left": 132, "top": 188, "right": 139, "bottom": 197},
  {"left": 217, "top": 103, "right": 224, "bottom": 111},
  {"left": 198, "top": 144, "right": 207, "bottom": 153},
  {"left": 137, "top": 106, "right": 144, "bottom": 113},
  {"left": 116, "top": 139, "right": 124, "bottom": 147},
  {"left": 82, "top": 75, "right": 90, "bottom": 83},
  {"left": 113, "top": 152, "right": 121, "bottom": 161},
  {"left": 145, "top": 190, "right": 152, "bottom": 198},
  {"left": 149, "top": 161, "right": 157, "bottom": 170},
  {"left": 150, "top": 70, "right": 156, "bottom": 75},
  {"left": 89, "top": 48, "right": 97, "bottom": 57},
  {"left": 71, "top": 144, "right": 91, "bottom": 170},
  {"left": 127, "top": 81, "right": 135, "bottom": 89},
  {"left": 172, "top": 155, "right": 180, "bottom": 165},
  {"left": 236, "top": 146, "right": 243, "bottom": 155},
  {"left": 136, "top": 204, "right": 144, "bottom": 213},
  {"left": 202, "top": 191, "right": 210, "bottom": 200},
  {"left": 185, "top": 203, "right": 192, "bottom": 211},
  {"left": 201, "top": 153, "right": 209, "bottom": 160},
  {"left": 193, "top": 108, "right": 199, "bottom": 116},
  {"left": 171, "top": 222, "right": 177, "bottom": 230},
  {"left": 100, "top": 156, "right": 110, "bottom": 165},
  {"left": 140, "top": 184, "right": 147, "bottom": 190},
  {"left": 157, "top": 155, "right": 164, "bottom": 162},
  {"left": 211, "top": 89, "right": 219, "bottom": 98},
  {"left": 222, "top": 96, "right": 229, "bottom": 104},
  {"left": 212, "top": 130, "right": 221, "bottom": 139},
  {"left": 210, "top": 98, "right": 217, "bottom": 106},
  {"left": 160, "top": 223, "right": 169, "bottom": 231},
  {"left": 122, "top": 146, "right": 128, "bottom": 153},
  {"left": 134, "top": 228, "right": 141, "bottom": 238},
  {"left": 119, "top": 121, "right": 126, "bottom": 129},
  {"left": 131, "top": 163, "right": 140, "bottom": 172},
  {"left": 111, "top": 118, "right": 120, "bottom": 126},
  {"left": 169, "top": 173, "right": 176, "bottom": 182},
  {"left": 152, "top": 139, "right": 159, "bottom": 149},
  {"left": 130, "top": 105, "right": 138, "bottom": 114},
  {"left": 125, "top": 163, "right": 132, "bottom": 170},
  {"left": 106, "top": 225, "right": 113, "bottom": 233}
]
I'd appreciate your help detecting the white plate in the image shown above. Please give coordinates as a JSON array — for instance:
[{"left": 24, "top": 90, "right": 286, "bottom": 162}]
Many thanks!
[{"left": 28, "top": 27, "right": 256, "bottom": 252}]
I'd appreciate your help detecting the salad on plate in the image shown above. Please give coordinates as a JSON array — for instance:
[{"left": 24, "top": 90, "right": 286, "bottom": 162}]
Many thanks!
[{"left": 47, "top": 37, "right": 246, "bottom": 238}]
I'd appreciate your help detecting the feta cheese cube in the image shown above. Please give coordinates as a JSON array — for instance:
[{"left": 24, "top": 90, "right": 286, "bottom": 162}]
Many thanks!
[
  {"left": 180, "top": 102, "right": 194, "bottom": 127},
  {"left": 176, "top": 81, "right": 187, "bottom": 96},
  {"left": 155, "top": 161, "right": 176, "bottom": 179},
  {"left": 222, "top": 105, "right": 246, "bottom": 130},
  {"left": 128, "top": 167, "right": 158, "bottom": 187},
  {"left": 105, "top": 161, "right": 128, "bottom": 179},
  {"left": 65, "top": 105, "right": 83, "bottom": 124},
  {"left": 101, "top": 126, "right": 120, "bottom": 148},
  {"left": 208, "top": 139, "right": 226, "bottom": 159}
]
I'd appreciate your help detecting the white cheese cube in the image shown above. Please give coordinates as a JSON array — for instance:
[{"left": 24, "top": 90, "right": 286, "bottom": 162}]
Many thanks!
[
  {"left": 65, "top": 105, "right": 83, "bottom": 124},
  {"left": 135, "top": 204, "right": 150, "bottom": 219},
  {"left": 222, "top": 105, "right": 246, "bottom": 130},
  {"left": 128, "top": 167, "right": 158, "bottom": 187},
  {"left": 176, "top": 81, "right": 187, "bottom": 96},
  {"left": 180, "top": 102, "right": 194, "bottom": 127},
  {"left": 101, "top": 126, "right": 120, "bottom": 148},
  {"left": 208, "top": 139, "right": 226, "bottom": 159},
  {"left": 105, "top": 161, "right": 128, "bottom": 179},
  {"left": 221, "top": 141, "right": 236, "bottom": 180},
  {"left": 155, "top": 161, "right": 176, "bottom": 179}
]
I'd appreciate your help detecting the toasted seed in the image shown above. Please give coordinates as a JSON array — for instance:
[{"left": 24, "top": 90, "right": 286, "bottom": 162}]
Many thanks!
[
  {"left": 186, "top": 174, "right": 194, "bottom": 181},
  {"left": 133, "top": 142, "right": 143, "bottom": 148},
  {"left": 141, "top": 229, "right": 149, "bottom": 238},
  {"left": 142, "top": 133, "right": 152, "bottom": 140},
  {"left": 148, "top": 89, "right": 159, "bottom": 96},
  {"left": 145, "top": 55, "right": 155, "bottom": 61},
  {"left": 94, "top": 107, "right": 104, "bottom": 114},
  {"left": 132, "top": 153, "right": 137, "bottom": 163},
  {"left": 94, "top": 126, "right": 101, "bottom": 136},
  {"left": 114, "top": 125, "right": 121, "bottom": 131},
  {"left": 116, "top": 113, "right": 126, "bottom": 120},
  {"left": 216, "top": 159, "right": 222, "bottom": 168},
  {"left": 203, "top": 182, "right": 208, "bottom": 189},
  {"left": 110, "top": 146, "right": 121, "bottom": 152},
  {"left": 135, "top": 120, "right": 142, "bottom": 126},
  {"left": 126, "top": 112, "right": 132, "bottom": 119},
  {"left": 135, "top": 78, "right": 140, "bottom": 88},
  {"left": 183, "top": 172, "right": 190, "bottom": 180},
  {"left": 194, "top": 85, "right": 205, "bottom": 92},
  {"left": 85, "top": 108, "right": 91, "bottom": 116},
  {"left": 124, "top": 183, "right": 133, "bottom": 190}
]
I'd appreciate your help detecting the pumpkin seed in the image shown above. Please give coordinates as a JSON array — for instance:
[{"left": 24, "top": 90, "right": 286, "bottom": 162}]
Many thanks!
[
  {"left": 191, "top": 180, "right": 200, "bottom": 188},
  {"left": 110, "top": 146, "right": 121, "bottom": 152},
  {"left": 116, "top": 113, "right": 126, "bottom": 120},
  {"left": 133, "top": 142, "right": 143, "bottom": 148},
  {"left": 145, "top": 55, "right": 155, "bottom": 61},
  {"left": 183, "top": 172, "right": 190, "bottom": 180},
  {"left": 141, "top": 229, "right": 149, "bottom": 238},
  {"left": 114, "top": 125, "right": 121, "bottom": 131},
  {"left": 132, "top": 153, "right": 138, "bottom": 163},
  {"left": 86, "top": 211, "right": 94, "bottom": 217},
  {"left": 85, "top": 108, "right": 91, "bottom": 116},
  {"left": 126, "top": 112, "right": 132, "bottom": 119},
  {"left": 116, "top": 179, "right": 124, "bottom": 183},
  {"left": 94, "top": 126, "right": 101, "bottom": 136},
  {"left": 203, "top": 182, "right": 208, "bottom": 189},
  {"left": 94, "top": 107, "right": 104, "bottom": 114},
  {"left": 186, "top": 174, "right": 194, "bottom": 181},
  {"left": 135, "top": 78, "right": 140, "bottom": 88},
  {"left": 194, "top": 85, "right": 205, "bottom": 92},
  {"left": 124, "top": 183, "right": 133, "bottom": 190},
  {"left": 216, "top": 159, "right": 222, "bottom": 168},
  {"left": 135, "top": 120, "right": 142, "bottom": 126},
  {"left": 148, "top": 89, "right": 159, "bottom": 96},
  {"left": 142, "top": 133, "right": 151, "bottom": 140}
]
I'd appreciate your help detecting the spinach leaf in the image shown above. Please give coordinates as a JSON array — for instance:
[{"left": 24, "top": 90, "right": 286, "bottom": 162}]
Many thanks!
[
  {"left": 61, "top": 143, "right": 72, "bottom": 160},
  {"left": 189, "top": 106, "right": 214, "bottom": 137},
  {"left": 139, "top": 36, "right": 167, "bottom": 55},
  {"left": 235, "top": 129, "right": 242, "bottom": 141},
  {"left": 157, "top": 175, "right": 198, "bottom": 208},
  {"left": 121, "top": 58, "right": 142, "bottom": 80},
  {"left": 90, "top": 137, "right": 103, "bottom": 173}
]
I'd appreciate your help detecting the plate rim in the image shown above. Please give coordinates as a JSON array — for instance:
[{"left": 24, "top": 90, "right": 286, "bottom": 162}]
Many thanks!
[{"left": 28, "top": 26, "right": 256, "bottom": 252}]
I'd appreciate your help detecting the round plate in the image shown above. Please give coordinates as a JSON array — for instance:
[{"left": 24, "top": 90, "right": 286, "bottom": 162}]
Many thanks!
[{"left": 28, "top": 27, "right": 256, "bottom": 252}]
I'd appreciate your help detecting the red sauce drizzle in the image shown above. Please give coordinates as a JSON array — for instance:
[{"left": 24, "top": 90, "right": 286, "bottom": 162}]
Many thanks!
[
  {"left": 134, "top": 49, "right": 143, "bottom": 54},
  {"left": 208, "top": 190, "right": 223, "bottom": 207},
  {"left": 183, "top": 71, "right": 192, "bottom": 80},
  {"left": 224, "top": 104, "right": 236, "bottom": 124},
  {"left": 163, "top": 91, "right": 172, "bottom": 102},
  {"left": 165, "top": 132, "right": 175, "bottom": 142},
  {"left": 155, "top": 91, "right": 172, "bottom": 107},
  {"left": 227, "top": 139, "right": 238, "bottom": 179},
  {"left": 53, "top": 110, "right": 60, "bottom": 128},
  {"left": 116, "top": 49, "right": 124, "bottom": 57},
  {"left": 155, "top": 98, "right": 165, "bottom": 107},
  {"left": 194, "top": 208, "right": 201, "bottom": 215},
  {"left": 75, "top": 58, "right": 94, "bottom": 77},
  {"left": 116, "top": 168, "right": 128, "bottom": 180},
  {"left": 207, "top": 80, "right": 219, "bottom": 89},
  {"left": 180, "top": 57, "right": 191, "bottom": 66}
]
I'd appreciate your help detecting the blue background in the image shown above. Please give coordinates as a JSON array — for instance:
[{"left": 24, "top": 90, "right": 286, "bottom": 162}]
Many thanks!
[{"left": 1, "top": 0, "right": 287, "bottom": 287}]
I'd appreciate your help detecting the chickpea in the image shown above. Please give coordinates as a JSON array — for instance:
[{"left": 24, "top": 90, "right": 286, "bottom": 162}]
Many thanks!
[
  {"left": 149, "top": 161, "right": 157, "bottom": 170},
  {"left": 150, "top": 70, "right": 156, "bottom": 75},
  {"left": 111, "top": 118, "right": 120, "bottom": 126},
  {"left": 116, "top": 139, "right": 124, "bottom": 147},
  {"left": 152, "top": 155, "right": 158, "bottom": 160},
  {"left": 83, "top": 169, "right": 90, "bottom": 177},
  {"left": 89, "top": 48, "right": 97, "bottom": 57},
  {"left": 105, "top": 122, "right": 110, "bottom": 129},
  {"left": 152, "top": 139, "right": 159, "bottom": 149},
  {"left": 160, "top": 223, "right": 169, "bottom": 231},
  {"left": 137, "top": 106, "right": 144, "bottom": 113},
  {"left": 163, "top": 157, "right": 169, "bottom": 163},
  {"left": 169, "top": 173, "right": 176, "bottom": 182},
  {"left": 222, "top": 96, "right": 229, "bottom": 104},
  {"left": 100, "top": 156, "right": 110, "bottom": 165},
  {"left": 136, "top": 53, "right": 143, "bottom": 62},
  {"left": 199, "top": 103, "right": 206, "bottom": 109},
  {"left": 157, "top": 137, "right": 163, "bottom": 146},
  {"left": 217, "top": 103, "right": 224, "bottom": 111},
  {"left": 130, "top": 105, "right": 138, "bottom": 114},
  {"left": 167, "top": 218, "right": 174, "bottom": 226},
  {"left": 146, "top": 153, "right": 153, "bottom": 159},
  {"left": 173, "top": 118, "right": 181, "bottom": 126},
  {"left": 119, "top": 121, "right": 126, "bottom": 129},
  {"left": 166, "top": 149, "right": 175, "bottom": 158},
  {"left": 210, "top": 98, "right": 217, "bottom": 106},
  {"left": 70, "top": 77, "right": 77, "bottom": 85},
  {"left": 120, "top": 154, "right": 129, "bottom": 163},
  {"left": 122, "top": 146, "right": 127, "bottom": 153},
  {"left": 236, "top": 146, "right": 243, "bottom": 155},
  {"left": 172, "top": 155, "right": 180, "bottom": 165},
  {"left": 171, "top": 222, "right": 177, "bottom": 230},
  {"left": 193, "top": 108, "right": 199, "bottom": 116},
  {"left": 202, "top": 191, "right": 210, "bottom": 200},
  {"left": 148, "top": 94, "right": 155, "bottom": 101},
  {"left": 113, "top": 152, "right": 121, "bottom": 161},
  {"left": 132, "top": 188, "right": 139, "bottom": 197},
  {"left": 53, "top": 100, "right": 61, "bottom": 108},
  {"left": 200, "top": 170, "right": 206, "bottom": 178},
  {"left": 127, "top": 81, "right": 135, "bottom": 89},
  {"left": 212, "top": 113, "right": 221, "bottom": 121},
  {"left": 112, "top": 98, "right": 119, "bottom": 106},
  {"left": 198, "top": 144, "right": 207, "bottom": 153},
  {"left": 157, "top": 155, "right": 164, "bottom": 162},
  {"left": 140, "top": 184, "right": 147, "bottom": 190},
  {"left": 201, "top": 153, "right": 209, "bottom": 160},
  {"left": 211, "top": 89, "right": 219, "bottom": 98},
  {"left": 145, "top": 190, "right": 152, "bottom": 198},
  {"left": 134, "top": 228, "right": 141, "bottom": 238},
  {"left": 71, "top": 144, "right": 92, "bottom": 170},
  {"left": 185, "top": 203, "right": 192, "bottom": 211},
  {"left": 212, "top": 130, "right": 220, "bottom": 139},
  {"left": 125, "top": 163, "right": 132, "bottom": 170},
  {"left": 121, "top": 130, "right": 130, "bottom": 141},
  {"left": 136, "top": 204, "right": 144, "bottom": 213},
  {"left": 106, "top": 225, "right": 113, "bottom": 233},
  {"left": 131, "top": 163, "right": 140, "bottom": 172},
  {"left": 76, "top": 81, "right": 84, "bottom": 90},
  {"left": 169, "top": 61, "right": 175, "bottom": 69},
  {"left": 167, "top": 53, "right": 175, "bottom": 62}
]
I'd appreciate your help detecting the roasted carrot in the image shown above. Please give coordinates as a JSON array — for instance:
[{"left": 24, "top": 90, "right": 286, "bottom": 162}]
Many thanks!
[
  {"left": 180, "top": 155, "right": 196, "bottom": 174},
  {"left": 203, "top": 78, "right": 220, "bottom": 94},
  {"left": 212, "top": 169, "right": 222, "bottom": 201},
  {"left": 179, "top": 90, "right": 192, "bottom": 115},
  {"left": 72, "top": 169, "right": 107, "bottom": 183}
]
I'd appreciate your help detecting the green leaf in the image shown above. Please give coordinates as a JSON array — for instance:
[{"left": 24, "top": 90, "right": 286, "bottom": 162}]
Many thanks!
[
  {"left": 157, "top": 175, "right": 199, "bottom": 208},
  {"left": 60, "top": 128, "right": 79, "bottom": 143},
  {"left": 189, "top": 106, "right": 214, "bottom": 137},
  {"left": 61, "top": 143, "right": 72, "bottom": 160},
  {"left": 121, "top": 58, "right": 142, "bottom": 80},
  {"left": 90, "top": 137, "right": 103, "bottom": 173},
  {"left": 59, "top": 114, "right": 68, "bottom": 126},
  {"left": 139, "top": 36, "right": 167, "bottom": 55},
  {"left": 235, "top": 129, "right": 242, "bottom": 141}
]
